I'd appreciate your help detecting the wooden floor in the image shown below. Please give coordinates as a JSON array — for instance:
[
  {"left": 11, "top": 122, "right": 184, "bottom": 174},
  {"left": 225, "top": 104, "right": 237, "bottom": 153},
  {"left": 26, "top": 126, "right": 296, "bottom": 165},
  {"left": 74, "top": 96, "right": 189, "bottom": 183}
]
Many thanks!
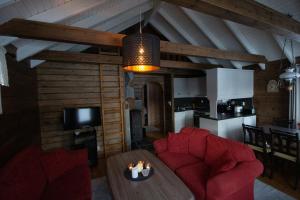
[{"left": 91, "top": 155, "right": 300, "bottom": 200}]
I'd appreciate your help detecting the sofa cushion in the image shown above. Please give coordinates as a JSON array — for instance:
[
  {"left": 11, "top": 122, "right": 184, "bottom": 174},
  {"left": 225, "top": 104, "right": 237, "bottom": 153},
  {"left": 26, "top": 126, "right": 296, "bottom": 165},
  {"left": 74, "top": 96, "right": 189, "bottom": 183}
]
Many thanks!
[
  {"left": 168, "top": 132, "right": 190, "bottom": 154},
  {"left": 188, "top": 128, "right": 209, "bottom": 159},
  {"left": 0, "top": 146, "right": 47, "bottom": 200},
  {"left": 209, "top": 150, "right": 237, "bottom": 178},
  {"left": 179, "top": 127, "right": 195, "bottom": 135},
  {"left": 158, "top": 152, "right": 199, "bottom": 171},
  {"left": 41, "top": 148, "right": 88, "bottom": 183},
  {"left": 42, "top": 166, "right": 91, "bottom": 200},
  {"left": 176, "top": 161, "right": 209, "bottom": 200},
  {"left": 227, "top": 140, "right": 256, "bottom": 162},
  {"left": 205, "top": 134, "right": 229, "bottom": 166}
]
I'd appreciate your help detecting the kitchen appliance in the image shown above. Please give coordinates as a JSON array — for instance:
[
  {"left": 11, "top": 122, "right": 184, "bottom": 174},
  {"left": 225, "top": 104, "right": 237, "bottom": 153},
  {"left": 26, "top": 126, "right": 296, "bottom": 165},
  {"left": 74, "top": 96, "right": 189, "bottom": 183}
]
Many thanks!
[{"left": 234, "top": 106, "right": 243, "bottom": 113}]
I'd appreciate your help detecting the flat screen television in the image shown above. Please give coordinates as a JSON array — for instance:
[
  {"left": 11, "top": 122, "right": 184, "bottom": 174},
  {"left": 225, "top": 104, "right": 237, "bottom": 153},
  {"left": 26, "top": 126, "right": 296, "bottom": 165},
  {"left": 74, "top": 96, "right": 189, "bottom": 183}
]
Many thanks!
[{"left": 63, "top": 107, "right": 101, "bottom": 130}]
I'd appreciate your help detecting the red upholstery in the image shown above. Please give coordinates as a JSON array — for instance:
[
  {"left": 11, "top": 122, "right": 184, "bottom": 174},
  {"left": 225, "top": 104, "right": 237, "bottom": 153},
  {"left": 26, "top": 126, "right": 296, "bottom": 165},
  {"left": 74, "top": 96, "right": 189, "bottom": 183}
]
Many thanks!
[
  {"left": 176, "top": 161, "right": 209, "bottom": 200},
  {"left": 209, "top": 150, "right": 237, "bottom": 177},
  {"left": 41, "top": 148, "right": 88, "bottom": 182},
  {"left": 154, "top": 128, "right": 263, "bottom": 200},
  {"left": 0, "top": 146, "right": 91, "bottom": 200},
  {"left": 204, "top": 135, "right": 229, "bottom": 166},
  {"left": 153, "top": 138, "right": 168, "bottom": 154},
  {"left": 158, "top": 152, "right": 199, "bottom": 171},
  {"left": 188, "top": 128, "right": 209, "bottom": 159},
  {"left": 206, "top": 161, "right": 263, "bottom": 200},
  {"left": 42, "top": 166, "right": 91, "bottom": 200},
  {"left": 168, "top": 132, "right": 190, "bottom": 153},
  {"left": 0, "top": 146, "right": 47, "bottom": 200}
]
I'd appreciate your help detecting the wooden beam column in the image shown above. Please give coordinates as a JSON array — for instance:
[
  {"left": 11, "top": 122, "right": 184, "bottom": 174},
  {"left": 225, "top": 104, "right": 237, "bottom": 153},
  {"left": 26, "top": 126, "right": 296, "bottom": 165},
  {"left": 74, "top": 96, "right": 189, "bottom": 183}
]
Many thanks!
[{"left": 0, "top": 19, "right": 267, "bottom": 63}]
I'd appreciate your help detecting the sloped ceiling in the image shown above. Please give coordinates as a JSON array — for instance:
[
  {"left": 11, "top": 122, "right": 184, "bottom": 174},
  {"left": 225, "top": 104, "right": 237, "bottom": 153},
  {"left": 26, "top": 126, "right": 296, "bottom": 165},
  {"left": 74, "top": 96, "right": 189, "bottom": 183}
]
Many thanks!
[{"left": 0, "top": 0, "right": 300, "bottom": 68}]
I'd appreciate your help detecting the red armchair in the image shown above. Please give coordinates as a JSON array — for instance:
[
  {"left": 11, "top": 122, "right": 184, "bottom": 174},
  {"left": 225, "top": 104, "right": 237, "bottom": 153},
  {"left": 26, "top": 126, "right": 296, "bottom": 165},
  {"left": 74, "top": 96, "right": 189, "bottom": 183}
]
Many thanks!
[
  {"left": 0, "top": 146, "right": 91, "bottom": 200},
  {"left": 154, "top": 128, "right": 263, "bottom": 200}
]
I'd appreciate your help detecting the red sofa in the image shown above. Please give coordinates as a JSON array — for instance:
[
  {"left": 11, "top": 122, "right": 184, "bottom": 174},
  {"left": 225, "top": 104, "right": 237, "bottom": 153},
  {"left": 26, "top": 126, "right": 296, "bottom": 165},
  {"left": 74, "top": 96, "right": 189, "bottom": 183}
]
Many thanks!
[
  {"left": 154, "top": 128, "right": 263, "bottom": 200},
  {"left": 0, "top": 146, "right": 91, "bottom": 200}
]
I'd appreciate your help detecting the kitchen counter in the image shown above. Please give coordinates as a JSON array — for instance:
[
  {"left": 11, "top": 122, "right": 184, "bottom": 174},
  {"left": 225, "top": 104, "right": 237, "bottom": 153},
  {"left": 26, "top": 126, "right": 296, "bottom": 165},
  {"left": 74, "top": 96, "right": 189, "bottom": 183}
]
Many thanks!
[
  {"left": 198, "top": 114, "right": 256, "bottom": 141},
  {"left": 198, "top": 113, "right": 256, "bottom": 121}
]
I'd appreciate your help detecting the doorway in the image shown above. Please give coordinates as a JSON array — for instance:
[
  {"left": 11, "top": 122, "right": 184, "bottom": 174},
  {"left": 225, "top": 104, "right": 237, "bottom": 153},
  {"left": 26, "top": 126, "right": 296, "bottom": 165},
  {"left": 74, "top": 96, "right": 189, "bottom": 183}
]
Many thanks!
[{"left": 144, "top": 81, "right": 165, "bottom": 140}]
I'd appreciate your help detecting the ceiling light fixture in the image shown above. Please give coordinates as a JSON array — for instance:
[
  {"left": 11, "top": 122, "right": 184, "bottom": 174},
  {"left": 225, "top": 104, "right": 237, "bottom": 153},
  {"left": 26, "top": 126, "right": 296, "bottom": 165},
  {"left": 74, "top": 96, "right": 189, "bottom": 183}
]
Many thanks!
[
  {"left": 122, "top": 5, "right": 160, "bottom": 73},
  {"left": 278, "top": 39, "right": 300, "bottom": 91}
]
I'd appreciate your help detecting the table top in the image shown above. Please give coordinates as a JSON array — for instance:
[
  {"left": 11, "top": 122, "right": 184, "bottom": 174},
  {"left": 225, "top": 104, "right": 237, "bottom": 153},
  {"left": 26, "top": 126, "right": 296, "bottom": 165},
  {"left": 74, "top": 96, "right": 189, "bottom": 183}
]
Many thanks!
[
  {"left": 262, "top": 125, "right": 300, "bottom": 139},
  {"left": 106, "top": 150, "right": 195, "bottom": 200}
]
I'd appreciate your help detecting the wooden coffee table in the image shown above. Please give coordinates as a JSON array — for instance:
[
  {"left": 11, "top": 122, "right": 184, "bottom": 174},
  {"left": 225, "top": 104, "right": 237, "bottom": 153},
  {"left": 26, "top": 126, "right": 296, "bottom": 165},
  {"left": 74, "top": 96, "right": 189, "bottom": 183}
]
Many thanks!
[{"left": 106, "top": 150, "right": 195, "bottom": 200}]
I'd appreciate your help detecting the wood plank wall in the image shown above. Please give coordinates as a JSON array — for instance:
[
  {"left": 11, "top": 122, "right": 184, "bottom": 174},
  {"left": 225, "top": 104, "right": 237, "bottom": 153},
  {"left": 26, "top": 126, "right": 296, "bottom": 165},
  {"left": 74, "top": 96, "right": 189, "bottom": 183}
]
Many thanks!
[
  {"left": 37, "top": 62, "right": 103, "bottom": 152},
  {"left": 0, "top": 56, "right": 40, "bottom": 166},
  {"left": 252, "top": 61, "right": 289, "bottom": 125},
  {"left": 99, "top": 64, "right": 124, "bottom": 156}
]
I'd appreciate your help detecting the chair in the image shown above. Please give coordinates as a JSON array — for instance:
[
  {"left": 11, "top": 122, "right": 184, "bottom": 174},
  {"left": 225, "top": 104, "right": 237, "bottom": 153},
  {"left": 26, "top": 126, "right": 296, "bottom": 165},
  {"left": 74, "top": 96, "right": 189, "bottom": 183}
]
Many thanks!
[
  {"left": 269, "top": 128, "right": 299, "bottom": 189},
  {"left": 242, "top": 124, "right": 271, "bottom": 176}
]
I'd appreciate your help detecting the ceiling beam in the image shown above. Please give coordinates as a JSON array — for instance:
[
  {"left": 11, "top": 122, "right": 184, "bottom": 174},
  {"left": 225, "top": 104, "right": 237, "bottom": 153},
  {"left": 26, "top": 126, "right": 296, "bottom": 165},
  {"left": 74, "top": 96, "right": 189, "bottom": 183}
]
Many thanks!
[
  {"left": 163, "top": 0, "right": 300, "bottom": 42},
  {"left": 14, "top": 0, "right": 152, "bottom": 61},
  {"left": 31, "top": 50, "right": 220, "bottom": 70},
  {"left": 0, "top": 18, "right": 267, "bottom": 63}
]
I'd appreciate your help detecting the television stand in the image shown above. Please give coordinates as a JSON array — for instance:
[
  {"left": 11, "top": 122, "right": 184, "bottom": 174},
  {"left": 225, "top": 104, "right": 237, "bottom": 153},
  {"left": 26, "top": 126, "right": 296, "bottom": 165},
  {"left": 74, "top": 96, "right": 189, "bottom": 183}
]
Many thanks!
[{"left": 72, "top": 127, "right": 98, "bottom": 166}]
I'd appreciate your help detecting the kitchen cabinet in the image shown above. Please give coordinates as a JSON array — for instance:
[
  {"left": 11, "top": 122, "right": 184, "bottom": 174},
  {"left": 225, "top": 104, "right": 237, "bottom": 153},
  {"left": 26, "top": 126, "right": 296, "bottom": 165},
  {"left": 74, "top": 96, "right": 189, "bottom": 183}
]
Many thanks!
[
  {"left": 199, "top": 115, "right": 256, "bottom": 142},
  {"left": 243, "top": 115, "right": 256, "bottom": 126},
  {"left": 207, "top": 68, "right": 253, "bottom": 100},
  {"left": 175, "top": 111, "right": 186, "bottom": 132},
  {"left": 188, "top": 78, "right": 206, "bottom": 97},
  {"left": 185, "top": 110, "right": 194, "bottom": 127},
  {"left": 174, "top": 77, "right": 206, "bottom": 98},
  {"left": 174, "top": 110, "right": 194, "bottom": 132},
  {"left": 174, "top": 78, "right": 188, "bottom": 98}
]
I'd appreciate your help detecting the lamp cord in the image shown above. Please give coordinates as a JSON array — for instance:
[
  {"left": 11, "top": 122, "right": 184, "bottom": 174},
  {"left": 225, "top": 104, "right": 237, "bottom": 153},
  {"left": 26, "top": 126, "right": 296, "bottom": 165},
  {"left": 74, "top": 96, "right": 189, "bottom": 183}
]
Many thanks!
[
  {"left": 139, "top": 6, "right": 142, "bottom": 34},
  {"left": 279, "top": 38, "right": 287, "bottom": 73}
]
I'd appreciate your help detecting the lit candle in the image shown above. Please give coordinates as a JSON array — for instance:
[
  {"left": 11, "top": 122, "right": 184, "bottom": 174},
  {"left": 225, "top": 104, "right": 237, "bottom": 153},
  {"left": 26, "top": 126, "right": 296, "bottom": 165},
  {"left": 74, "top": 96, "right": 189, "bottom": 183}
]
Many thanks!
[
  {"left": 131, "top": 166, "right": 139, "bottom": 179},
  {"left": 128, "top": 163, "right": 134, "bottom": 171},
  {"left": 146, "top": 163, "right": 151, "bottom": 169},
  {"left": 137, "top": 161, "right": 144, "bottom": 172}
]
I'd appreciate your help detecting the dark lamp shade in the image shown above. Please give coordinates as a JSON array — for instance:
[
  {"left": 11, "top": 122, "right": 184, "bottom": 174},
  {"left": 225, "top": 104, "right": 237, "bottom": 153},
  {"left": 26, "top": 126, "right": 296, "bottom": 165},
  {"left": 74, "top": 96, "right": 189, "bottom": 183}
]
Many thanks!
[{"left": 122, "top": 33, "right": 160, "bottom": 72}]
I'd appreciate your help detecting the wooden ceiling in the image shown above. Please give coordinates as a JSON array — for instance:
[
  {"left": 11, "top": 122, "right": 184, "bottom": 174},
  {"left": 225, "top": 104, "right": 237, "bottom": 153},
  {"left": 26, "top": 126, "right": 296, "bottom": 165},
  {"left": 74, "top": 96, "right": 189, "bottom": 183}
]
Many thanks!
[{"left": 0, "top": 0, "right": 299, "bottom": 69}]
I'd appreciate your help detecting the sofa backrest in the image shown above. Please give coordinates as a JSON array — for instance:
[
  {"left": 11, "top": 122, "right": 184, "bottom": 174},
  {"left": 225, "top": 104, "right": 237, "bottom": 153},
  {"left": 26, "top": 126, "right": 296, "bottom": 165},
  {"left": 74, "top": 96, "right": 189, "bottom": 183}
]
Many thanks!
[
  {"left": 0, "top": 146, "right": 47, "bottom": 200},
  {"left": 188, "top": 128, "right": 210, "bottom": 160},
  {"left": 204, "top": 134, "right": 256, "bottom": 166},
  {"left": 168, "top": 127, "right": 210, "bottom": 160}
]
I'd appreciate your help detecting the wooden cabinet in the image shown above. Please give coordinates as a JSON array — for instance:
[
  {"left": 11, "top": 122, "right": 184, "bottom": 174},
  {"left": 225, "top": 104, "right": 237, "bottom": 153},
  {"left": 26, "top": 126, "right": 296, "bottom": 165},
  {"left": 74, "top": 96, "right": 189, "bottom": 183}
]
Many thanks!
[
  {"left": 174, "top": 110, "right": 195, "bottom": 132},
  {"left": 207, "top": 68, "right": 254, "bottom": 100},
  {"left": 174, "top": 77, "right": 206, "bottom": 98}
]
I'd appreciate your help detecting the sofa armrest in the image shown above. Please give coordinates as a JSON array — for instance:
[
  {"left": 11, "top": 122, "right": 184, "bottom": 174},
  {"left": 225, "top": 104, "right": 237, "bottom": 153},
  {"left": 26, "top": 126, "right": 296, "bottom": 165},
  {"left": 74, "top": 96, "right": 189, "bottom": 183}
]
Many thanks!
[
  {"left": 207, "top": 160, "right": 263, "bottom": 200},
  {"left": 41, "top": 148, "right": 89, "bottom": 183},
  {"left": 153, "top": 138, "right": 168, "bottom": 154}
]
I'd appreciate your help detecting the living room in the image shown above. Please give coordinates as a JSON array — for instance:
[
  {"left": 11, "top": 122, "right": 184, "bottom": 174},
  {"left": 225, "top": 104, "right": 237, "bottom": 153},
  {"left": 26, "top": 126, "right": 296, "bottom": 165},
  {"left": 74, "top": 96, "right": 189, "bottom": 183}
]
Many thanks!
[{"left": 0, "top": 0, "right": 300, "bottom": 200}]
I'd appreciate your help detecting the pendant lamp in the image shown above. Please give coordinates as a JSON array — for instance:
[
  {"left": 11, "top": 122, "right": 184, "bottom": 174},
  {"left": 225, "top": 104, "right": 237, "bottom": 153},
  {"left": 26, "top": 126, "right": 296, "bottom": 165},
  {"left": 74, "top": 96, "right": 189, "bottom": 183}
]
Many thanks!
[
  {"left": 279, "top": 39, "right": 300, "bottom": 86},
  {"left": 123, "top": 33, "right": 160, "bottom": 72},
  {"left": 122, "top": 7, "right": 160, "bottom": 72}
]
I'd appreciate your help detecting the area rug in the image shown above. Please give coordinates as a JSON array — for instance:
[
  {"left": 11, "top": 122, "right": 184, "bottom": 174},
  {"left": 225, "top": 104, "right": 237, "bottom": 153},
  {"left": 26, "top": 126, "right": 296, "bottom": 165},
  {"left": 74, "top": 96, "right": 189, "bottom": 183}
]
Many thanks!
[{"left": 92, "top": 177, "right": 295, "bottom": 200}]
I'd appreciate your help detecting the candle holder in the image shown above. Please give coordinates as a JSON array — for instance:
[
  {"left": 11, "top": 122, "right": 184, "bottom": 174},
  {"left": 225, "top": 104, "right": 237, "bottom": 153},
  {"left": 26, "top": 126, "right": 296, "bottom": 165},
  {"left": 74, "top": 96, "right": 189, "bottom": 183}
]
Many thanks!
[{"left": 124, "top": 161, "right": 154, "bottom": 181}]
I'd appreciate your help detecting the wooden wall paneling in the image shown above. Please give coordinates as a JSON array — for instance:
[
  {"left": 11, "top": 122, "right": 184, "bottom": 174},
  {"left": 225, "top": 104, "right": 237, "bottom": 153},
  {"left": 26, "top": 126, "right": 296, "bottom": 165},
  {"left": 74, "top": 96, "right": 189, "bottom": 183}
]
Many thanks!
[
  {"left": 247, "top": 61, "right": 290, "bottom": 125},
  {"left": 37, "top": 62, "right": 104, "bottom": 153},
  {"left": 99, "top": 64, "right": 125, "bottom": 157}
]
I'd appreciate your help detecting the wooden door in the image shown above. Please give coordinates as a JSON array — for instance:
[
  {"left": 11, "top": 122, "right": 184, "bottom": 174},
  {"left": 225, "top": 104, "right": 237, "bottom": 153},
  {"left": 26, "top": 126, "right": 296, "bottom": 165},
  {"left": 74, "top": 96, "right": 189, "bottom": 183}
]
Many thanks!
[{"left": 146, "top": 82, "right": 164, "bottom": 133}]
